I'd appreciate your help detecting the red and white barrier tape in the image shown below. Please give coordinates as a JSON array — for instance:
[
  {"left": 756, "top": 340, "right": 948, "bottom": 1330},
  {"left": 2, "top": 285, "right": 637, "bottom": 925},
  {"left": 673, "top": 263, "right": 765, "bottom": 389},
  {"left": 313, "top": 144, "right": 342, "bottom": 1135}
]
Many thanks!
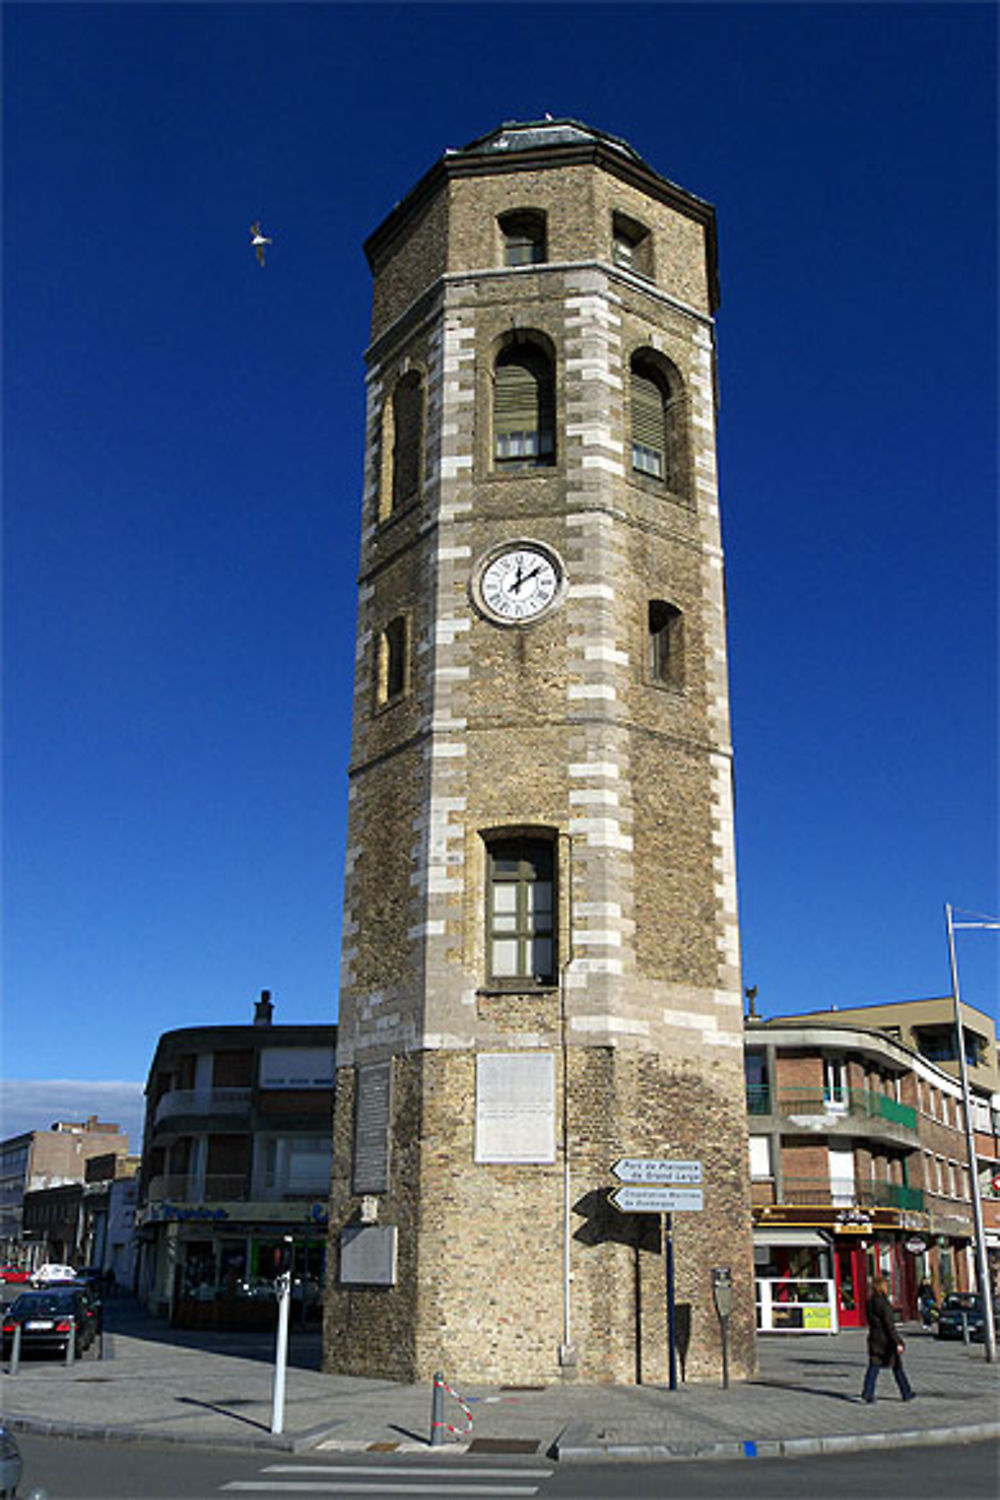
[{"left": 432, "top": 1374, "right": 474, "bottom": 1439}]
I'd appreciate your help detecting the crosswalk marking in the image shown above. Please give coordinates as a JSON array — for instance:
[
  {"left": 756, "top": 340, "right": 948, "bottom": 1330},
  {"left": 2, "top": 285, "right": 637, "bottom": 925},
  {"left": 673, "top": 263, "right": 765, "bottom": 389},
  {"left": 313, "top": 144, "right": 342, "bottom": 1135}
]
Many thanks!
[
  {"left": 221, "top": 1485, "right": 542, "bottom": 1496},
  {"left": 219, "top": 1459, "right": 553, "bottom": 1496},
  {"left": 257, "top": 1466, "right": 552, "bottom": 1478}
]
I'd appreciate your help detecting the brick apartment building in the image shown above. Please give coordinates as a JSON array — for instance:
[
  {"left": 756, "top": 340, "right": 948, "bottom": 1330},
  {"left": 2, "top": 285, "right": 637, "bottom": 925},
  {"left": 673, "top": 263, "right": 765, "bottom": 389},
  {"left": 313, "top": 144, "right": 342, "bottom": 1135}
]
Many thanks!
[{"left": 745, "top": 997, "right": 1000, "bottom": 1328}]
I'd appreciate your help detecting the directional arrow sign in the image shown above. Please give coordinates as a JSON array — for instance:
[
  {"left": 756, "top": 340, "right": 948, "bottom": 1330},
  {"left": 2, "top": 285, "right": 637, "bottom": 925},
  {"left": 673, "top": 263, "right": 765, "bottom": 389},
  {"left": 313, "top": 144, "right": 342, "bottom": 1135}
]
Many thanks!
[
  {"left": 611, "top": 1158, "right": 702, "bottom": 1185},
  {"left": 611, "top": 1185, "right": 704, "bottom": 1213}
]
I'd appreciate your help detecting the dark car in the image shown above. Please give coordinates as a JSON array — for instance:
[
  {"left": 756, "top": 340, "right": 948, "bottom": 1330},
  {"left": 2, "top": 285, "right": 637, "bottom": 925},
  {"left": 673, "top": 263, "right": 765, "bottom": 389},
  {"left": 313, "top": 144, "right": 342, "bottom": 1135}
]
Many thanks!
[
  {"left": 936, "top": 1291, "right": 999, "bottom": 1342},
  {"left": 1, "top": 1286, "right": 99, "bottom": 1357}
]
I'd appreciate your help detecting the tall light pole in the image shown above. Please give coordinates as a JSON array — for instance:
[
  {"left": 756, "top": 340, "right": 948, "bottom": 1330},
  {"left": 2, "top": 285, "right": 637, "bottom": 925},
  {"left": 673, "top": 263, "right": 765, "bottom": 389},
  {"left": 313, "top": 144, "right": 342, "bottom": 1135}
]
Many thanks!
[{"left": 944, "top": 903, "right": 998, "bottom": 1363}]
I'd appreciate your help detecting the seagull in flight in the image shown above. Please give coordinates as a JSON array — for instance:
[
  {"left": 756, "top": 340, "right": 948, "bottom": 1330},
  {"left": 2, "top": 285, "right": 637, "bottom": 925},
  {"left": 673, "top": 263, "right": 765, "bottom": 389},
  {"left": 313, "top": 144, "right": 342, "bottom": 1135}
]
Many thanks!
[{"left": 250, "top": 221, "right": 272, "bottom": 266}]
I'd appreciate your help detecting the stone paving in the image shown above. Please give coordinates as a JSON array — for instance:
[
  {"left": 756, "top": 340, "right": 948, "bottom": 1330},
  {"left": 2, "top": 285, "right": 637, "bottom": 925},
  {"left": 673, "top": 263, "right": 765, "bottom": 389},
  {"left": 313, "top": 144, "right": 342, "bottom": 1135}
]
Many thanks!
[{"left": 2, "top": 1297, "right": 997, "bottom": 1461}]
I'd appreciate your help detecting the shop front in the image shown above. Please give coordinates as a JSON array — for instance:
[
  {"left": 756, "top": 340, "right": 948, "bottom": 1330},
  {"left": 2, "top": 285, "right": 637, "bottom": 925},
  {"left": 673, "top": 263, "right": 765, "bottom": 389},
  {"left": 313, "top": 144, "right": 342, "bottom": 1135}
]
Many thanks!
[
  {"left": 136, "top": 1198, "right": 329, "bottom": 1327},
  {"left": 754, "top": 1202, "right": 929, "bottom": 1327}
]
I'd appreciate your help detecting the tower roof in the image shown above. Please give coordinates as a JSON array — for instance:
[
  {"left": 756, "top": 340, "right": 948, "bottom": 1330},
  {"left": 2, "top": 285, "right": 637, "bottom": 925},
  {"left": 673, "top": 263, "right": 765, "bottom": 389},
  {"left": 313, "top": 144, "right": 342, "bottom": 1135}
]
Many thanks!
[{"left": 455, "top": 118, "right": 646, "bottom": 167}]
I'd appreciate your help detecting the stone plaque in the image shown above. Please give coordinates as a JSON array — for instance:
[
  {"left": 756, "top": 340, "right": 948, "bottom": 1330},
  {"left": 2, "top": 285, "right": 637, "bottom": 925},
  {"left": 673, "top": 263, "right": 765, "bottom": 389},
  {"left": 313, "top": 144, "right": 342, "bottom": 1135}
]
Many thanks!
[
  {"left": 339, "top": 1225, "right": 397, "bottom": 1286},
  {"left": 353, "top": 1060, "right": 391, "bottom": 1193},
  {"left": 475, "top": 1052, "right": 555, "bottom": 1164}
]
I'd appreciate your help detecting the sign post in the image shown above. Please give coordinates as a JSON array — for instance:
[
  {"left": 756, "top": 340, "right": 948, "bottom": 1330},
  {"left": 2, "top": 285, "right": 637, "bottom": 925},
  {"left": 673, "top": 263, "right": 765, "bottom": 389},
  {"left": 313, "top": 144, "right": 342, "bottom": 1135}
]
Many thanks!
[
  {"left": 712, "top": 1266, "right": 733, "bottom": 1390},
  {"left": 610, "top": 1159, "right": 703, "bottom": 1391}
]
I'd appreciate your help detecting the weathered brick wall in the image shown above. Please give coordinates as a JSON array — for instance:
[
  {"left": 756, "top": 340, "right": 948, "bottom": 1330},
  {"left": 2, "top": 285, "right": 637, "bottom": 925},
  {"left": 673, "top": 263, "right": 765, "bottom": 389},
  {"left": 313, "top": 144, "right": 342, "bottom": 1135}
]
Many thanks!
[{"left": 327, "top": 126, "right": 752, "bottom": 1386}]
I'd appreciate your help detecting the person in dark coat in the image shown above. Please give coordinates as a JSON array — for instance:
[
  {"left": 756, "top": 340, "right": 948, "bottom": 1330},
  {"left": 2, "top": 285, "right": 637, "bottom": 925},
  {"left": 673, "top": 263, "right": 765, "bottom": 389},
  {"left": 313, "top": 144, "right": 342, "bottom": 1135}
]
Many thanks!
[{"left": 862, "top": 1275, "right": 915, "bottom": 1402}]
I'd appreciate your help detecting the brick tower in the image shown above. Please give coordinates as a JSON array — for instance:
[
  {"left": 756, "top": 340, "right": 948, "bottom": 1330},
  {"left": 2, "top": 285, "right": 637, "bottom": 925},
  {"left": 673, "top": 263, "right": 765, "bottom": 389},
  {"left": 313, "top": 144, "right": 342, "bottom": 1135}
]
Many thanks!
[{"left": 324, "top": 120, "right": 755, "bottom": 1385}]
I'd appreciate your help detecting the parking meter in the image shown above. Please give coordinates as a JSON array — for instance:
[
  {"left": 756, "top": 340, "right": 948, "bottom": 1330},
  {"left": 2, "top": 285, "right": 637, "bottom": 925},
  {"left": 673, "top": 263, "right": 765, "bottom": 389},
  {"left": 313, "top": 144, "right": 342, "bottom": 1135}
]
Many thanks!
[{"left": 712, "top": 1267, "right": 733, "bottom": 1388}]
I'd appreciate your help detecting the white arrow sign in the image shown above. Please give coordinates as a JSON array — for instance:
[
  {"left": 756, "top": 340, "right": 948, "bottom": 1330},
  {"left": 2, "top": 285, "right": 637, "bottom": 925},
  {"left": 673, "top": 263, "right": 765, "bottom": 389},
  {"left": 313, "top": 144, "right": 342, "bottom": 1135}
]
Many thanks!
[
  {"left": 611, "top": 1158, "right": 703, "bottom": 1185},
  {"left": 611, "top": 1185, "right": 704, "bottom": 1213}
]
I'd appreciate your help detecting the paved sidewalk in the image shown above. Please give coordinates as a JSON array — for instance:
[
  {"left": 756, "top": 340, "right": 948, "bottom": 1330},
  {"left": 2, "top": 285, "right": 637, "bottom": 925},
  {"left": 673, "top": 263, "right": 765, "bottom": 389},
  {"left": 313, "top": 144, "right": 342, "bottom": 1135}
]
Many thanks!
[{"left": 2, "top": 1297, "right": 997, "bottom": 1463}]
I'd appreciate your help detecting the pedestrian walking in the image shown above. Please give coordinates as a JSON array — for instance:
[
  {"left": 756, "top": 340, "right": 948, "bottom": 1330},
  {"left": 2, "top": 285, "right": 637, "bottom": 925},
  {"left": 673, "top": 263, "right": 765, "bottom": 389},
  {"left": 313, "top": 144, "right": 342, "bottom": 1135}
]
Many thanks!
[{"left": 862, "top": 1275, "right": 915, "bottom": 1403}]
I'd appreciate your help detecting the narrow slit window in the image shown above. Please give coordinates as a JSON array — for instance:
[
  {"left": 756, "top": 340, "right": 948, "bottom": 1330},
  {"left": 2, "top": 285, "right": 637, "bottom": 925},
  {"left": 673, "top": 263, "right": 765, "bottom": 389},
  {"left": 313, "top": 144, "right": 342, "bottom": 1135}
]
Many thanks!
[
  {"left": 377, "top": 616, "right": 408, "bottom": 705},
  {"left": 648, "top": 600, "right": 683, "bottom": 687},
  {"left": 391, "top": 371, "right": 423, "bottom": 511},
  {"left": 500, "top": 210, "right": 547, "bottom": 267}
]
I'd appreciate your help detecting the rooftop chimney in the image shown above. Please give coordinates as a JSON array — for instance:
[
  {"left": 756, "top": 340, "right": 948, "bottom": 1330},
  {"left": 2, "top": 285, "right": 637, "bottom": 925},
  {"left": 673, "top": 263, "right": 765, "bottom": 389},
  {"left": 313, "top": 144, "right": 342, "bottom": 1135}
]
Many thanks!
[{"left": 254, "top": 989, "right": 274, "bottom": 1026}]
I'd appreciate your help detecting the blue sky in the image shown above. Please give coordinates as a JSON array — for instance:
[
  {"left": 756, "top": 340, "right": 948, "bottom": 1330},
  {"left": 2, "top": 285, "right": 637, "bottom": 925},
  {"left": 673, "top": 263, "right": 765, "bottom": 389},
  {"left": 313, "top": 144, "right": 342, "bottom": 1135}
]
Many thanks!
[{"left": 5, "top": 3, "right": 997, "bottom": 1146}]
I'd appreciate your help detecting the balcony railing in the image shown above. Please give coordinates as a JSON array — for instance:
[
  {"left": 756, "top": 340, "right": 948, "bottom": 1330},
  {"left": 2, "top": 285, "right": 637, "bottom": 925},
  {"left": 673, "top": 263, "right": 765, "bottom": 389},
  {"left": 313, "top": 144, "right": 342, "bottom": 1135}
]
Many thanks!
[
  {"left": 774, "top": 1088, "right": 917, "bottom": 1132},
  {"left": 154, "top": 1088, "right": 252, "bottom": 1127},
  {"left": 746, "top": 1084, "right": 771, "bottom": 1115},
  {"left": 147, "top": 1173, "right": 248, "bottom": 1203},
  {"left": 782, "top": 1176, "right": 924, "bottom": 1212}
]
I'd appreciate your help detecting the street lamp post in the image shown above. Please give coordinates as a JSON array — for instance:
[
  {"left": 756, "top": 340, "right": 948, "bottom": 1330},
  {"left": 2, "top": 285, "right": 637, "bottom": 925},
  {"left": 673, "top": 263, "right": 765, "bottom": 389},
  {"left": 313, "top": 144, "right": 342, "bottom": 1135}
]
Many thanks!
[{"left": 944, "top": 903, "right": 997, "bottom": 1363}]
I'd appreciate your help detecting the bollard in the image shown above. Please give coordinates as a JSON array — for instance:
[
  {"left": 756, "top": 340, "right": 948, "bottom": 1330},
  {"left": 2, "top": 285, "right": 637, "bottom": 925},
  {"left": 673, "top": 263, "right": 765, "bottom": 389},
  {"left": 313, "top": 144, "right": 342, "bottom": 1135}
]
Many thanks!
[
  {"left": 65, "top": 1318, "right": 76, "bottom": 1366},
  {"left": 962, "top": 1312, "right": 970, "bottom": 1345},
  {"left": 430, "top": 1371, "right": 444, "bottom": 1447},
  {"left": 10, "top": 1321, "right": 22, "bottom": 1375}
]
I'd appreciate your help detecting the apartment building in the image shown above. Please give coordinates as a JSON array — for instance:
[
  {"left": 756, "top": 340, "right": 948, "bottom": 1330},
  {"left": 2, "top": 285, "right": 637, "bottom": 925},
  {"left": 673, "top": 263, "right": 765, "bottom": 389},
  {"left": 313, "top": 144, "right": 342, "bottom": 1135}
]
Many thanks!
[
  {"left": 0, "top": 1116, "right": 130, "bottom": 1268},
  {"left": 135, "top": 993, "right": 335, "bottom": 1325},
  {"left": 746, "top": 998, "right": 1000, "bottom": 1329}
]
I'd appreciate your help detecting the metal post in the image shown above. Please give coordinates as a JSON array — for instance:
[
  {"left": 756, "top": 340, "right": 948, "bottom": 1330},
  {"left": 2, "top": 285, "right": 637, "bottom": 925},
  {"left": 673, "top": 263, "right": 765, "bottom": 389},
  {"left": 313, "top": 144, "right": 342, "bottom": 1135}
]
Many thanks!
[
  {"left": 945, "top": 904, "right": 997, "bottom": 1363},
  {"left": 270, "top": 1269, "right": 292, "bottom": 1434},
  {"left": 10, "top": 1322, "right": 22, "bottom": 1374},
  {"left": 430, "top": 1371, "right": 444, "bottom": 1446},
  {"left": 665, "top": 1213, "right": 677, "bottom": 1391},
  {"left": 65, "top": 1318, "right": 76, "bottom": 1366}
]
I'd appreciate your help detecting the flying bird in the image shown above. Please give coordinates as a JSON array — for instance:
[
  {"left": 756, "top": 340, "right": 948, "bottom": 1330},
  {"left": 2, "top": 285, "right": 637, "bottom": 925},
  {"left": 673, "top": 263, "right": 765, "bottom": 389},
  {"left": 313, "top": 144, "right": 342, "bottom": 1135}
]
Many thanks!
[{"left": 250, "top": 221, "right": 272, "bottom": 266}]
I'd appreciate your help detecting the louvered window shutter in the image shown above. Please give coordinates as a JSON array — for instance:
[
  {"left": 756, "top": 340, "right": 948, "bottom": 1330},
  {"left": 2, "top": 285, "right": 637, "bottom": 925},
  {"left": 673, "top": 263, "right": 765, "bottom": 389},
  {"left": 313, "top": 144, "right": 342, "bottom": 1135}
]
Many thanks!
[
  {"left": 494, "top": 351, "right": 554, "bottom": 463},
  {"left": 631, "top": 368, "right": 666, "bottom": 478}
]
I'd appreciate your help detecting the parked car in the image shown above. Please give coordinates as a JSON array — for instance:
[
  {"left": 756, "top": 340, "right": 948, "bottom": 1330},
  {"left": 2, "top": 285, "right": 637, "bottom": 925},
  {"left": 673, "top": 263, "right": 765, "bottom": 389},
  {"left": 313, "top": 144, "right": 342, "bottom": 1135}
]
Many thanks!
[
  {"left": 2, "top": 1286, "right": 99, "bottom": 1357},
  {"left": 30, "top": 1262, "right": 76, "bottom": 1286},
  {"left": 0, "top": 1424, "right": 22, "bottom": 1499},
  {"left": 936, "top": 1291, "right": 999, "bottom": 1342},
  {"left": 0, "top": 1266, "right": 29, "bottom": 1285}
]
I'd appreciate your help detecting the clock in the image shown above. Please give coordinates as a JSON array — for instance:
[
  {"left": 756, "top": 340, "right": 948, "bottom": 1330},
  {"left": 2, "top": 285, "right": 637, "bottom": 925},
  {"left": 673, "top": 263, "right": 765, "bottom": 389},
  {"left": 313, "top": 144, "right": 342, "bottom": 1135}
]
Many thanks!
[{"left": 473, "top": 541, "right": 565, "bottom": 625}]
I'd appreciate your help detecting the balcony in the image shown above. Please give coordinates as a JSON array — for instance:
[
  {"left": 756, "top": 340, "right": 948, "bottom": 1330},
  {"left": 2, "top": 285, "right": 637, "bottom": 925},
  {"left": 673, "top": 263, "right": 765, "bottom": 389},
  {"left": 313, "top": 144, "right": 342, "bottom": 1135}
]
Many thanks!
[
  {"left": 146, "top": 1173, "right": 248, "bottom": 1203},
  {"left": 749, "top": 1086, "right": 918, "bottom": 1142},
  {"left": 153, "top": 1088, "right": 252, "bottom": 1128},
  {"left": 782, "top": 1176, "right": 925, "bottom": 1212}
]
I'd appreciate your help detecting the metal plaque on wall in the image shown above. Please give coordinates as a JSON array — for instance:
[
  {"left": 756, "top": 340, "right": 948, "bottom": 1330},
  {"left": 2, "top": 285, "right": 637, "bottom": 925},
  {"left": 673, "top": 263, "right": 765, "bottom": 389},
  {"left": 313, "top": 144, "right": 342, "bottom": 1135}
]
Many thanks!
[
  {"left": 339, "top": 1225, "right": 398, "bottom": 1286},
  {"left": 353, "top": 1059, "right": 391, "bottom": 1193}
]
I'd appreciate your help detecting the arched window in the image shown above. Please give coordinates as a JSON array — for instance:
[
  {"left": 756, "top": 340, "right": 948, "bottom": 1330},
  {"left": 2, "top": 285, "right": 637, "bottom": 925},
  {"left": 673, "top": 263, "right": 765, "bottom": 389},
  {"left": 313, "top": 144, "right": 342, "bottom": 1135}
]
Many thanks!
[
  {"left": 390, "top": 371, "right": 423, "bottom": 511},
  {"left": 648, "top": 599, "right": 683, "bottom": 688},
  {"left": 493, "top": 342, "right": 555, "bottom": 468},
  {"left": 499, "top": 209, "right": 547, "bottom": 267},
  {"left": 485, "top": 837, "right": 555, "bottom": 985},
  {"left": 612, "top": 211, "right": 653, "bottom": 279},
  {"left": 630, "top": 356, "right": 670, "bottom": 480}
]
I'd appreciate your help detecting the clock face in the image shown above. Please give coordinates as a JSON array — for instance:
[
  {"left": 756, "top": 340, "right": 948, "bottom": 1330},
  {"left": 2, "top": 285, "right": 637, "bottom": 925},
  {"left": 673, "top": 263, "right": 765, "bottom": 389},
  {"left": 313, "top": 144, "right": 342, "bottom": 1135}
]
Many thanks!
[{"left": 475, "top": 543, "right": 564, "bottom": 624}]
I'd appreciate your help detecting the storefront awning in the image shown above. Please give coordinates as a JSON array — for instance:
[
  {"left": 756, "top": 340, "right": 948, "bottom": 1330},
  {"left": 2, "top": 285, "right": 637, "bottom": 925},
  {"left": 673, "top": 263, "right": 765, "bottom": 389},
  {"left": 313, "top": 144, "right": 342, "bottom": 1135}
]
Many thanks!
[{"left": 754, "top": 1228, "right": 829, "bottom": 1248}]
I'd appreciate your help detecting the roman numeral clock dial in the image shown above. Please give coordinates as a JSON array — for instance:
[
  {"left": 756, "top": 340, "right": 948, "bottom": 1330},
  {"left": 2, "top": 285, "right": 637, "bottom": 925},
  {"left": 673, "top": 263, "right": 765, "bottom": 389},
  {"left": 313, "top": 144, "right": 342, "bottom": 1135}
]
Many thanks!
[{"left": 472, "top": 541, "right": 566, "bottom": 625}]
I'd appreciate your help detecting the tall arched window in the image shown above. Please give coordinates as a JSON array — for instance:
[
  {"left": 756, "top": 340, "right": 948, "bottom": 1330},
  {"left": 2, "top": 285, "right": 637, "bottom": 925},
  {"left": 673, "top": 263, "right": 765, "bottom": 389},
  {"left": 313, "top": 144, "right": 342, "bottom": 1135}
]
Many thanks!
[
  {"left": 630, "top": 356, "right": 670, "bottom": 480},
  {"left": 390, "top": 371, "right": 423, "bottom": 511},
  {"left": 493, "top": 342, "right": 555, "bottom": 468}
]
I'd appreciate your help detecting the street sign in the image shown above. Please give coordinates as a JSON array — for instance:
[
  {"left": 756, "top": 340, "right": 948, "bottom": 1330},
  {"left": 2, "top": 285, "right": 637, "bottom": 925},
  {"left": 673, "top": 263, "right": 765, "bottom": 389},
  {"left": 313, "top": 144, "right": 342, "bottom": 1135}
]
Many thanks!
[
  {"left": 611, "top": 1185, "right": 704, "bottom": 1213},
  {"left": 610, "top": 1158, "right": 703, "bottom": 1185}
]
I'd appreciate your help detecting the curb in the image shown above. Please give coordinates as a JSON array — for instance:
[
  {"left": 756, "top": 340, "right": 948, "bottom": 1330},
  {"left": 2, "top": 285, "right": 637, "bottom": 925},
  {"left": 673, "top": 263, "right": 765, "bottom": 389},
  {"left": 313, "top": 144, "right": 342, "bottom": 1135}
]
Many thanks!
[
  {"left": 2, "top": 1416, "right": 345, "bottom": 1455},
  {"left": 552, "top": 1419, "right": 1000, "bottom": 1464}
]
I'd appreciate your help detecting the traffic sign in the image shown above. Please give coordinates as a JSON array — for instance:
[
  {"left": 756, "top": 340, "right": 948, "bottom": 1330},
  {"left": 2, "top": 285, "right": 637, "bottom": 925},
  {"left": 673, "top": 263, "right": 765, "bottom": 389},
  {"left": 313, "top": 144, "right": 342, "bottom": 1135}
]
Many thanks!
[
  {"left": 611, "top": 1158, "right": 702, "bottom": 1185},
  {"left": 611, "top": 1185, "right": 704, "bottom": 1213}
]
